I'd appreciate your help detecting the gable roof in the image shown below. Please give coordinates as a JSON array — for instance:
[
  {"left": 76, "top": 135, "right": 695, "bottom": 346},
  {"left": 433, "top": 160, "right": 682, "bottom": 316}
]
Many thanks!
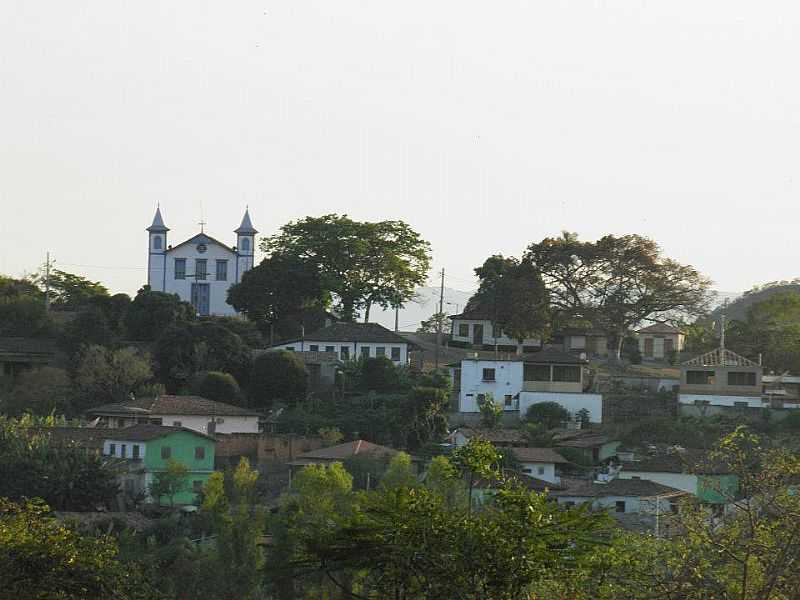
[
  {"left": 291, "top": 439, "right": 398, "bottom": 463},
  {"left": 87, "top": 395, "right": 261, "bottom": 417},
  {"left": 551, "top": 430, "right": 617, "bottom": 449},
  {"left": 551, "top": 477, "right": 683, "bottom": 498},
  {"left": 637, "top": 323, "right": 683, "bottom": 335},
  {"left": 103, "top": 424, "right": 216, "bottom": 442},
  {"left": 167, "top": 233, "right": 236, "bottom": 255},
  {"left": 682, "top": 348, "right": 759, "bottom": 368},
  {"left": 451, "top": 427, "right": 528, "bottom": 445},
  {"left": 449, "top": 310, "right": 493, "bottom": 321},
  {"left": 279, "top": 322, "right": 411, "bottom": 345},
  {"left": 511, "top": 447, "right": 569, "bottom": 464},
  {"left": 622, "top": 450, "right": 731, "bottom": 475}
]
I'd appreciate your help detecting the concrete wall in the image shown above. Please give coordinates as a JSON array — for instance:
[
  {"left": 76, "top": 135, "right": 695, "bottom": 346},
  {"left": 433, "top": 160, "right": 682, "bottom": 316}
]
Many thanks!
[
  {"left": 450, "top": 318, "right": 541, "bottom": 348},
  {"left": 271, "top": 341, "right": 409, "bottom": 365},
  {"left": 680, "top": 365, "right": 762, "bottom": 397},
  {"left": 100, "top": 413, "right": 260, "bottom": 435},
  {"left": 639, "top": 333, "right": 684, "bottom": 360},
  {"left": 519, "top": 391, "right": 603, "bottom": 423},
  {"left": 519, "top": 461, "right": 558, "bottom": 484},
  {"left": 457, "top": 360, "right": 523, "bottom": 412},
  {"left": 617, "top": 470, "right": 698, "bottom": 494},
  {"left": 678, "top": 394, "right": 763, "bottom": 408}
]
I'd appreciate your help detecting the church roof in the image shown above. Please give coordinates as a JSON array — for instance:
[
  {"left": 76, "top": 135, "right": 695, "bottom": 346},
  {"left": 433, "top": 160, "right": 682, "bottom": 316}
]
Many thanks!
[
  {"left": 235, "top": 209, "right": 258, "bottom": 234},
  {"left": 167, "top": 233, "right": 236, "bottom": 255},
  {"left": 146, "top": 207, "right": 169, "bottom": 232}
]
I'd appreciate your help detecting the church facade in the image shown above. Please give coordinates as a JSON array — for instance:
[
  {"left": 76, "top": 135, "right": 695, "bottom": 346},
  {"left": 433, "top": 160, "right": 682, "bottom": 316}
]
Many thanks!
[{"left": 146, "top": 207, "right": 257, "bottom": 316}]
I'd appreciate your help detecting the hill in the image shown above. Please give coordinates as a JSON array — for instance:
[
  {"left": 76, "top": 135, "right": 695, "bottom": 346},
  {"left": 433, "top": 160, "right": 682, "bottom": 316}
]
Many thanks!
[{"left": 708, "top": 281, "right": 800, "bottom": 322}]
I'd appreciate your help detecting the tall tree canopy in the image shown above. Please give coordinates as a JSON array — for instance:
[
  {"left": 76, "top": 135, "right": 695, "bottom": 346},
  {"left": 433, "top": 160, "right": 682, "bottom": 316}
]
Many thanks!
[
  {"left": 124, "top": 286, "right": 195, "bottom": 341},
  {"left": 525, "top": 232, "right": 712, "bottom": 358},
  {"left": 0, "top": 276, "right": 54, "bottom": 337},
  {"left": 33, "top": 268, "right": 109, "bottom": 310},
  {"left": 260, "top": 214, "right": 432, "bottom": 321}
]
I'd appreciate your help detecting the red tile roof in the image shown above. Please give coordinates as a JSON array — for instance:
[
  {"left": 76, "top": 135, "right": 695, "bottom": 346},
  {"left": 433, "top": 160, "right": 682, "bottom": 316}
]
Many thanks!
[
  {"left": 291, "top": 439, "right": 398, "bottom": 462},
  {"left": 511, "top": 447, "right": 569, "bottom": 464},
  {"left": 87, "top": 395, "right": 261, "bottom": 417}
]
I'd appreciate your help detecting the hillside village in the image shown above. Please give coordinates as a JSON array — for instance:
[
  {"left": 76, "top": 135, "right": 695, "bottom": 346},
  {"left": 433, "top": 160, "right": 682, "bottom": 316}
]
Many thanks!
[{"left": 3, "top": 212, "right": 800, "bottom": 598}]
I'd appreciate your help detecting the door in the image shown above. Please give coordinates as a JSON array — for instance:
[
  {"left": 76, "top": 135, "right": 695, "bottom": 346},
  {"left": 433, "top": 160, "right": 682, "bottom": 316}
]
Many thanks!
[
  {"left": 664, "top": 338, "right": 674, "bottom": 357},
  {"left": 473, "top": 324, "right": 484, "bottom": 346},
  {"left": 191, "top": 283, "right": 211, "bottom": 316},
  {"left": 644, "top": 337, "right": 654, "bottom": 358}
]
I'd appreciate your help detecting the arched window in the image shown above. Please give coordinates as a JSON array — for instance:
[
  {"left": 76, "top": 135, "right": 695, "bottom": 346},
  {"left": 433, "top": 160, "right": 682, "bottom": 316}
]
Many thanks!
[
  {"left": 153, "top": 235, "right": 162, "bottom": 250},
  {"left": 241, "top": 237, "right": 250, "bottom": 252}
]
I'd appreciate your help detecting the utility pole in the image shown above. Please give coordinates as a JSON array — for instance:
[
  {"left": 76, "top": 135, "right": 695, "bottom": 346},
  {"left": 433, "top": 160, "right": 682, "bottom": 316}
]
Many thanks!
[
  {"left": 394, "top": 305, "right": 399, "bottom": 332},
  {"left": 435, "top": 268, "right": 445, "bottom": 369},
  {"left": 44, "top": 252, "right": 51, "bottom": 312}
]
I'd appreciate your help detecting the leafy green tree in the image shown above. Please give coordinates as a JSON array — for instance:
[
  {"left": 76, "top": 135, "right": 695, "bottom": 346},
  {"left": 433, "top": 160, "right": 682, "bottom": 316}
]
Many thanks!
[
  {"left": 4, "top": 366, "right": 72, "bottom": 416},
  {"left": 360, "top": 356, "right": 400, "bottom": 392},
  {"left": 478, "top": 392, "right": 503, "bottom": 429},
  {"left": 318, "top": 426, "right": 344, "bottom": 446},
  {"left": 34, "top": 268, "right": 109, "bottom": 310},
  {"left": 59, "top": 305, "right": 114, "bottom": 359},
  {"left": 149, "top": 459, "right": 189, "bottom": 507},
  {"left": 190, "top": 371, "right": 243, "bottom": 405},
  {"left": 0, "top": 498, "right": 161, "bottom": 600},
  {"left": 525, "top": 401, "right": 570, "bottom": 429},
  {"left": 0, "top": 277, "right": 54, "bottom": 336},
  {"left": 380, "top": 452, "right": 417, "bottom": 490},
  {"left": 424, "top": 455, "right": 468, "bottom": 510},
  {"left": 451, "top": 438, "right": 502, "bottom": 513},
  {"left": 261, "top": 214, "right": 432, "bottom": 321},
  {"left": 207, "top": 316, "right": 265, "bottom": 348},
  {"left": 124, "top": 286, "right": 195, "bottom": 341},
  {"left": 525, "top": 232, "right": 712, "bottom": 359},
  {"left": 249, "top": 350, "right": 308, "bottom": 409},
  {"left": 418, "top": 311, "right": 449, "bottom": 333},
  {"left": 73, "top": 345, "right": 154, "bottom": 411}
]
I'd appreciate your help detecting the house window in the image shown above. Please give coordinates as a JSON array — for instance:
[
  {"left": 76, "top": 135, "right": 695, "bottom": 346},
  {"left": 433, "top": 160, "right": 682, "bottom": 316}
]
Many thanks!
[
  {"left": 615, "top": 501, "right": 626, "bottom": 513},
  {"left": 109, "top": 443, "right": 116, "bottom": 456},
  {"left": 153, "top": 235, "right": 162, "bottom": 249},
  {"left": 552, "top": 365, "right": 581, "bottom": 382},
  {"left": 361, "top": 346, "right": 371, "bottom": 359},
  {"left": 340, "top": 347, "right": 350, "bottom": 360},
  {"left": 728, "top": 371, "right": 756, "bottom": 386},
  {"left": 686, "top": 370, "right": 715, "bottom": 385},
  {"left": 175, "top": 258, "right": 186, "bottom": 280},
  {"left": 216, "top": 260, "right": 228, "bottom": 281},
  {"left": 195, "top": 447, "right": 206, "bottom": 460},
  {"left": 482, "top": 368, "right": 496, "bottom": 381},
  {"left": 161, "top": 446, "right": 172, "bottom": 459},
  {"left": 309, "top": 345, "right": 319, "bottom": 352},
  {"left": 120, "top": 444, "right": 127, "bottom": 458},
  {"left": 537, "top": 466, "right": 545, "bottom": 475},
  {"left": 195, "top": 259, "right": 207, "bottom": 280},
  {"left": 734, "top": 401, "right": 749, "bottom": 409},
  {"left": 241, "top": 237, "right": 251, "bottom": 252},
  {"left": 376, "top": 347, "right": 386, "bottom": 357},
  {"left": 132, "top": 445, "right": 140, "bottom": 459},
  {"left": 458, "top": 324, "right": 469, "bottom": 337},
  {"left": 524, "top": 364, "right": 551, "bottom": 382},
  {"left": 391, "top": 347, "right": 401, "bottom": 361},
  {"left": 193, "top": 480, "right": 204, "bottom": 492},
  {"left": 325, "top": 346, "right": 335, "bottom": 353},
  {"left": 173, "top": 421, "right": 182, "bottom": 427},
  {"left": 504, "top": 394, "right": 513, "bottom": 408}
]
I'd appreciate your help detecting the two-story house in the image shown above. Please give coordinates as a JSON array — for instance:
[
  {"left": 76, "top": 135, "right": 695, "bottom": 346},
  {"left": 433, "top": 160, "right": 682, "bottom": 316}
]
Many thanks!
[
  {"left": 636, "top": 324, "right": 685, "bottom": 361},
  {"left": 101, "top": 424, "right": 216, "bottom": 505},
  {"left": 678, "top": 348, "right": 765, "bottom": 415},
  {"left": 449, "top": 310, "right": 542, "bottom": 352}
]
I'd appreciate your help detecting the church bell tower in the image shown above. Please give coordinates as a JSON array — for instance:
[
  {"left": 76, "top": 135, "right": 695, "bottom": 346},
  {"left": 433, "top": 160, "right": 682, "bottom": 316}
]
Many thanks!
[
  {"left": 234, "top": 208, "right": 257, "bottom": 282},
  {"left": 146, "top": 206, "right": 169, "bottom": 291}
]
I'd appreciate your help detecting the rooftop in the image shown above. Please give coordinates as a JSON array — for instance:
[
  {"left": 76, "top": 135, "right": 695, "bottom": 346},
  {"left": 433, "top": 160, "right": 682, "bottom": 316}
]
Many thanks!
[
  {"left": 551, "top": 429, "right": 617, "bottom": 449},
  {"left": 511, "top": 447, "right": 569, "bottom": 464},
  {"left": 637, "top": 323, "right": 683, "bottom": 335},
  {"left": 102, "top": 424, "right": 217, "bottom": 442},
  {"left": 289, "top": 439, "right": 399, "bottom": 464},
  {"left": 622, "top": 450, "right": 731, "bottom": 475},
  {"left": 87, "top": 395, "right": 261, "bottom": 417},
  {"left": 276, "top": 322, "right": 412, "bottom": 346},
  {"left": 551, "top": 477, "right": 684, "bottom": 498},
  {"left": 682, "top": 348, "right": 760, "bottom": 368},
  {"left": 451, "top": 426, "right": 528, "bottom": 445},
  {"left": 456, "top": 348, "right": 588, "bottom": 365}
]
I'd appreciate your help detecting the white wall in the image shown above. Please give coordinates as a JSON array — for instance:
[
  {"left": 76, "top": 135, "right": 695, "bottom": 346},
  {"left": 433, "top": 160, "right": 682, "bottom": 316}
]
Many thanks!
[
  {"left": 163, "top": 240, "right": 240, "bottom": 316},
  {"left": 451, "top": 318, "right": 540, "bottom": 348},
  {"left": 458, "top": 360, "right": 523, "bottom": 412},
  {"left": 520, "top": 461, "right": 558, "bottom": 484},
  {"left": 158, "top": 414, "right": 260, "bottom": 435},
  {"left": 271, "top": 340, "right": 409, "bottom": 365},
  {"left": 617, "top": 470, "right": 698, "bottom": 495},
  {"left": 103, "top": 438, "right": 147, "bottom": 459},
  {"left": 678, "top": 394, "right": 763, "bottom": 408},
  {"left": 518, "top": 391, "right": 603, "bottom": 423},
  {"left": 556, "top": 494, "right": 653, "bottom": 514}
]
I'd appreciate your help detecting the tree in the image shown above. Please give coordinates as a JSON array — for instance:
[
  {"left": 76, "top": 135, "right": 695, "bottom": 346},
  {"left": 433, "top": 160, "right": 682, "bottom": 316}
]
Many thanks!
[
  {"left": 424, "top": 455, "right": 468, "bottom": 510},
  {"left": 124, "top": 286, "right": 195, "bottom": 341},
  {"left": 360, "top": 356, "right": 400, "bottom": 392},
  {"left": 149, "top": 459, "right": 189, "bottom": 507},
  {"left": 380, "top": 452, "right": 417, "bottom": 490},
  {"left": 261, "top": 214, "right": 432, "bottom": 321},
  {"left": 249, "top": 351, "right": 308, "bottom": 409},
  {"left": 33, "top": 268, "right": 109, "bottom": 310},
  {"left": 418, "top": 311, "right": 449, "bottom": 334},
  {"left": 0, "top": 498, "right": 160, "bottom": 600},
  {"left": 190, "top": 371, "right": 243, "bottom": 405},
  {"left": 318, "top": 426, "right": 344, "bottom": 447},
  {"left": 478, "top": 392, "right": 503, "bottom": 429},
  {"left": 525, "top": 232, "right": 713, "bottom": 359},
  {"left": 0, "top": 277, "right": 54, "bottom": 337},
  {"left": 525, "top": 401, "right": 570, "bottom": 429},
  {"left": 59, "top": 305, "right": 114, "bottom": 359},
  {"left": 451, "top": 438, "right": 502, "bottom": 513},
  {"left": 73, "top": 345, "right": 154, "bottom": 411},
  {"left": 4, "top": 366, "right": 72, "bottom": 416}
]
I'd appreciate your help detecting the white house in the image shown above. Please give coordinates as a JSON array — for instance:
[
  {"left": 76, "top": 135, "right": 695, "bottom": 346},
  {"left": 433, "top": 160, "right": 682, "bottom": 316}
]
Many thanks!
[
  {"left": 452, "top": 350, "right": 603, "bottom": 423},
  {"left": 269, "top": 322, "right": 412, "bottom": 365},
  {"left": 86, "top": 395, "right": 262, "bottom": 435},
  {"left": 146, "top": 206, "right": 257, "bottom": 316},
  {"left": 551, "top": 477, "right": 684, "bottom": 516},
  {"left": 449, "top": 310, "right": 541, "bottom": 351},
  {"left": 511, "top": 447, "right": 567, "bottom": 484}
]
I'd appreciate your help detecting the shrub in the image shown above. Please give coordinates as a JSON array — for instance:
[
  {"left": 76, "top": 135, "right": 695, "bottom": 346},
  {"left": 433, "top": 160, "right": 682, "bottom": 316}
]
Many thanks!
[
  {"left": 190, "top": 371, "right": 243, "bottom": 405},
  {"left": 249, "top": 351, "right": 308, "bottom": 409},
  {"left": 525, "top": 402, "right": 570, "bottom": 429}
]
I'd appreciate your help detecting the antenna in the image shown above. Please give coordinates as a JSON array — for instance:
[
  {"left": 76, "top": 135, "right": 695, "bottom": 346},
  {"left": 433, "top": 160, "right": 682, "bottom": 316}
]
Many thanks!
[{"left": 199, "top": 202, "right": 206, "bottom": 233}]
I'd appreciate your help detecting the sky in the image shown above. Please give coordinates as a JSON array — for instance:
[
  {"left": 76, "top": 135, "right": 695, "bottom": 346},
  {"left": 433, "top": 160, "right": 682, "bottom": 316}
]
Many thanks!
[{"left": 2, "top": 1, "right": 799, "bottom": 303}]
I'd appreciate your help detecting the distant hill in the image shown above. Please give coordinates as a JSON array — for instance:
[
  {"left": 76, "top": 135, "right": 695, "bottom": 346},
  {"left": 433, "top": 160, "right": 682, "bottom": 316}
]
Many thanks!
[
  {"left": 372, "top": 286, "right": 474, "bottom": 331},
  {"left": 709, "top": 281, "right": 800, "bottom": 322}
]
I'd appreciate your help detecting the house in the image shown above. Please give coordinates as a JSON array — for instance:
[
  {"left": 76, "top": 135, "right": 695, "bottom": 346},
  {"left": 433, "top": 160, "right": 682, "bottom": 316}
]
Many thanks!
[
  {"left": 551, "top": 477, "right": 685, "bottom": 517},
  {"left": 287, "top": 439, "right": 399, "bottom": 469},
  {"left": 551, "top": 430, "right": 620, "bottom": 464},
  {"left": 101, "top": 424, "right": 216, "bottom": 506},
  {"left": 636, "top": 324, "right": 685, "bottom": 361},
  {"left": 214, "top": 433, "right": 323, "bottom": 469},
  {"left": 618, "top": 450, "right": 737, "bottom": 504},
  {"left": 452, "top": 350, "right": 603, "bottom": 422},
  {"left": 449, "top": 310, "right": 542, "bottom": 352},
  {"left": 447, "top": 426, "right": 529, "bottom": 448},
  {"left": 510, "top": 447, "right": 567, "bottom": 484},
  {"left": 677, "top": 348, "right": 766, "bottom": 416},
  {"left": 0, "top": 337, "right": 59, "bottom": 379},
  {"left": 146, "top": 206, "right": 256, "bottom": 316},
  {"left": 551, "top": 328, "right": 609, "bottom": 358},
  {"left": 86, "top": 395, "right": 261, "bottom": 435},
  {"left": 269, "top": 322, "right": 413, "bottom": 365}
]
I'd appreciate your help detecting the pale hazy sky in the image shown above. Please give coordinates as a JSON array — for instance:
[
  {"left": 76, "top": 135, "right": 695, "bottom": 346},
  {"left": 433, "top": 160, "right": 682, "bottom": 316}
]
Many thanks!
[{"left": 2, "top": 1, "right": 799, "bottom": 299}]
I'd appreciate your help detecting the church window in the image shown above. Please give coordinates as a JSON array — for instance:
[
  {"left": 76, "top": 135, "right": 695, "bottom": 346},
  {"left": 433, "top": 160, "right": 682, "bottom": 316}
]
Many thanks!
[
  {"left": 216, "top": 260, "right": 228, "bottom": 281},
  {"left": 195, "top": 259, "right": 207, "bottom": 280},
  {"left": 241, "top": 237, "right": 251, "bottom": 252},
  {"left": 153, "top": 235, "right": 162, "bottom": 250},
  {"left": 174, "top": 259, "right": 186, "bottom": 280}
]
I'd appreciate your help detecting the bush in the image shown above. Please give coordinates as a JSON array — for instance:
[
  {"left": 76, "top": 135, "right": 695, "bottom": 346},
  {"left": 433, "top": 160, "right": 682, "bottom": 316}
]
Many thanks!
[
  {"left": 190, "top": 371, "right": 243, "bottom": 405},
  {"left": 361, "top": 357, "right": 400, "bottom": 392},
  {"left": 249, "top": 351, "right": 308, "bottom": 409},
  {"left": 525, "top": 402, "right": 570, "bottom": 429}
]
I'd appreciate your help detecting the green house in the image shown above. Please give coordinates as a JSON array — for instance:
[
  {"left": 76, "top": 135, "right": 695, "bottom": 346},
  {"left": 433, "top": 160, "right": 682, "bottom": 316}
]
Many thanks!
[{"left": 102, "top": 424, "right": 216, "bottom": 506}]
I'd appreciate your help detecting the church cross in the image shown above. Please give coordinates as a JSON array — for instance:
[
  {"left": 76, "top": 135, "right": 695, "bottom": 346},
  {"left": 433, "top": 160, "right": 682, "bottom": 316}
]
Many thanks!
[{"left": 198, "top": 218, "right": 206, "bottom": 233}]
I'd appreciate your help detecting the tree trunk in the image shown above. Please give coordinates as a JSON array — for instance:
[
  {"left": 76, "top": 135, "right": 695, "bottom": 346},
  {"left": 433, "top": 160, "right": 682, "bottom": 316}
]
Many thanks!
[
  {"left": 363, "top": 301, "right": 372, "bottom": 323},
  {"left": 341, "top": 298, "right": 356, "bottom": 322},
  {"left": 615, "top": 333, "right": 624, "bottom": 362}
]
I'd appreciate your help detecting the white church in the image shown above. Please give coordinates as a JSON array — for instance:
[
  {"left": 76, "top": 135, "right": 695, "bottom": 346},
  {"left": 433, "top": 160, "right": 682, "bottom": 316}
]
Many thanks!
[{"left": 146, "top": 207, "right": 257, "bottom": 316}]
